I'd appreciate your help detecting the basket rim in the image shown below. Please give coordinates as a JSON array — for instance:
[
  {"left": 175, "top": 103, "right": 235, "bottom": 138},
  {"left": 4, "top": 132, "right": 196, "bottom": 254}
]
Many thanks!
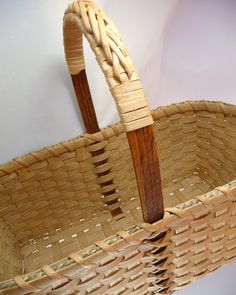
[
  {"left": 0, "top": 99, "right": 236, "bottom": 291},
  {"left": 0, "top": 100, "right": 235, "bottom": 176}
]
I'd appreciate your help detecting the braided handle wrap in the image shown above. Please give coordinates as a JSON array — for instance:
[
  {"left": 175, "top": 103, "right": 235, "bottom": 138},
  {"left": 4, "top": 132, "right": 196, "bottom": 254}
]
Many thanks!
[{"left": 63, "top": 0, "right": 153, "bottom": 132}]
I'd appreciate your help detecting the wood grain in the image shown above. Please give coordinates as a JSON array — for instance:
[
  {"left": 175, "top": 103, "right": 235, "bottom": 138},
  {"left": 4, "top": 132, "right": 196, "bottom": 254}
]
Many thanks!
[
  {"left": 71, "top": 70, "right": 163, "bottom": 222},
  {"left": 127, "top": 126, "right": 164, "bottom": 223},
  {"left": 71, "top": 70, "right": 122, "bottom": 216},
  {"left": 71, "top": 70, "right": 99, "bottom": 134}
]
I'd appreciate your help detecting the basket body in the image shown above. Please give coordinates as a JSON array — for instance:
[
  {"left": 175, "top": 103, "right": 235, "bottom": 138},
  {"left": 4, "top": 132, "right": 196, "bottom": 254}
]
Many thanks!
[{"left": 0, "top": 100, "right": 236, "bottom": 294}]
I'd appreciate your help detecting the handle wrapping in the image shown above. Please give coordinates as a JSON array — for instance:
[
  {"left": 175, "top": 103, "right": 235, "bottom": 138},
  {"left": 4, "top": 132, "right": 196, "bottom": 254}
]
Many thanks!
[
  {"left": 63, "top": 0, "right": 164, "bottom": 223},
  {"left": 63, "top": 0, "right": 153, "bottom": 132}
]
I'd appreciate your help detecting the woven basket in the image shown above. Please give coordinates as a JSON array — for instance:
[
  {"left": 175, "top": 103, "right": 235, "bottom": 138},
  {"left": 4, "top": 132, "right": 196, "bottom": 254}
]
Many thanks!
[{"left": 1, "top": 1, "right": 236, "bottom": 294}]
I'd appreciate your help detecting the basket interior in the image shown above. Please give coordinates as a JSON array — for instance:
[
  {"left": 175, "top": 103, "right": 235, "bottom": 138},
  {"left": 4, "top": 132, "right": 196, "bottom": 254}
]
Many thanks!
[{"left": 0, "top": 101, "right": 235, "bottom": 281}]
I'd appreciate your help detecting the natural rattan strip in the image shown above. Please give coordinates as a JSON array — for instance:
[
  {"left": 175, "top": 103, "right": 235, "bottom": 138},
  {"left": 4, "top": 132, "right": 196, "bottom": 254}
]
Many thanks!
[
  {"left": 0, "top": 100, "right": 236, "bottom": 294},
  {"left": 0, "top": 100, "right": 234, "bottom": 176},
  {"left": 63, "top": 0, "right": 153, "bottom": 132},
  {"left": 0, "top": 181, "right": 235, "bottom": 294}
]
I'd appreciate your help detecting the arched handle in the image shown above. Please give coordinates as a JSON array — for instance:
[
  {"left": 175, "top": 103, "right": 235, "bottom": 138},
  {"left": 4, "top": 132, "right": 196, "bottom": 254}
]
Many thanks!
[{"left": 63, "top": 0, "right": 164, "bottom": 223}]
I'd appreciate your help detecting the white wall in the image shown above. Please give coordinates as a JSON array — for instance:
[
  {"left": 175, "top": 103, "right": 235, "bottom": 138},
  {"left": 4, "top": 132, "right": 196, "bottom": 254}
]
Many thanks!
[{"left": 0, "top": 1, "right": 235, "bottom": 293}]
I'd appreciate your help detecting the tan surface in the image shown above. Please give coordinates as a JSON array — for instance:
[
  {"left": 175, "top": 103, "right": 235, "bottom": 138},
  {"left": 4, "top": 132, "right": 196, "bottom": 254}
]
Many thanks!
[
  {"left": 0, "top": 0, "right": 236, "bottom": 293},
  {"left": 64, "top": 0, "right": 153, "bottom": 132},
  {"left": 0, "top": 221, "right": 19, "bottom": 281},
  {"left": 0, "top": 100, "right": 236, "bottom": 295}
]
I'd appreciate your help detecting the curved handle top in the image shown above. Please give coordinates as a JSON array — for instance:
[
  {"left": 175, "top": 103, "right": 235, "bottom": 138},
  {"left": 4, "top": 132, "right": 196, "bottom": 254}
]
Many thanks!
[
  {"left": 63, "top": 0, "right": 164, "bottom": 223},
  {"left": 63, "top": 0, "right": 153, "bottom": 132}
]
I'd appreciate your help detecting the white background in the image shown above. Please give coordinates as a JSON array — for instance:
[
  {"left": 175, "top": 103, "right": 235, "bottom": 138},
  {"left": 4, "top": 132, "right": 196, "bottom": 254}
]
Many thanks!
[{"left": 0, "top": 1, "right": 236, "bottom": 293}]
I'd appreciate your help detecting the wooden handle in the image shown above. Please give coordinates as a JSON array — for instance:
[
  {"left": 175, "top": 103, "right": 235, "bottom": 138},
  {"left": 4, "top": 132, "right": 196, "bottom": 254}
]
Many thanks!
[
  {"left": 63, "top": 0, "right": 153, "bottom": 132},
  {"left": 63, "top": 0, "right": 164, "bottom": 223}
]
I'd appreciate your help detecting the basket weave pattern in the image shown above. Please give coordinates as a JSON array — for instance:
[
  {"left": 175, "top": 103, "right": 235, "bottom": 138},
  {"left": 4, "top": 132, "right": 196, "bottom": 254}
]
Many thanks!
[
  {"left": 64, "top": 0, "right": 154, "bottom": 132},
  {"left": 0, "top": 101, "right": 236, "bottom": 294},
  {"left": 1, "top": 0, "right": 236, "bottom": 294}
]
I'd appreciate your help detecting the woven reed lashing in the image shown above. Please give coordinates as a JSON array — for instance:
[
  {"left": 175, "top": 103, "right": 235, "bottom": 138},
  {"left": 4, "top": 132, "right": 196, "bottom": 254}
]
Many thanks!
[{"left": 0, "top": 1, "right": 236, "bottom": 294}]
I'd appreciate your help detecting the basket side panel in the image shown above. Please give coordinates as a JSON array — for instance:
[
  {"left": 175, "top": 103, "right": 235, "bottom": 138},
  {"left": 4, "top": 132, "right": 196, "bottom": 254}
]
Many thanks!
[
  {"left": 147, "top": 182, "right": 236, "bottom": 294},
  {"left": 196, "top": 112, "right": 236, "bottom": 186},
  {"left": 0, "top": 221, "right": 20, "bottom": 281},
  {"left": 153, "top": 108, "right": 199, "bottom": 203},
  {"left": 0, "top": 127, "right": 142, "bottom": 246}
]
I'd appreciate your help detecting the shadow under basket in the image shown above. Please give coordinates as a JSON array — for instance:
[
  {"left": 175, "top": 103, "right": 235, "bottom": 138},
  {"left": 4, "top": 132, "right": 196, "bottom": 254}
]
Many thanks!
[{"left": 0, "top": 101, "right": 236, "bottom": 294}]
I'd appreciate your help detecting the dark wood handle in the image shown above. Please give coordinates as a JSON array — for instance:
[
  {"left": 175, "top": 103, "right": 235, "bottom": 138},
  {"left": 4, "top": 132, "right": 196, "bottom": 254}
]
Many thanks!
[
  {"left": 128, "top": 127, "right": 164, "bottom": 223},
  {"left": 71, "top": 70, "right": 99, "bottom": 134},
  {"left": 70, "top": 69, "right": 164, "bottom": 223},
  {"left": 72, "top": 70, "right": 123, "bottom": 218},
  {"left": 64, "top": 0, "right": 164, "bottom": 223}
]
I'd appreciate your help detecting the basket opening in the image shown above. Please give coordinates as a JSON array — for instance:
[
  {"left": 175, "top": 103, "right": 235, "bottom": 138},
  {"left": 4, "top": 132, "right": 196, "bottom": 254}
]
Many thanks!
[{"left": 0, "top": 102, "right": 235, "bottom": 280}]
